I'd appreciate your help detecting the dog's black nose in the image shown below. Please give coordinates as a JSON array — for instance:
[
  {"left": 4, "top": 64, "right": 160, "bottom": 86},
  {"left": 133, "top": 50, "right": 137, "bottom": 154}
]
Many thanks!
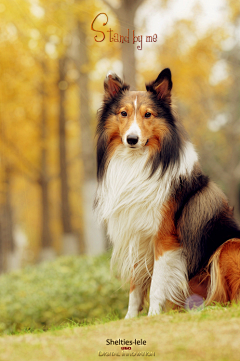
[{"left": 127, "top": 134, "right": 139, "bottom": 145}]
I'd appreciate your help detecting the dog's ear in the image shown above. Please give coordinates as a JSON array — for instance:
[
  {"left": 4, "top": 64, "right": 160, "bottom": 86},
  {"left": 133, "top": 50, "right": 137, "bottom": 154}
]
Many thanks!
[
  {"left": 104, "top": 72, "right": 129, "bottom": 100},
  {"left": 146, "top": 68, "right": 172, "bottom": 104}
]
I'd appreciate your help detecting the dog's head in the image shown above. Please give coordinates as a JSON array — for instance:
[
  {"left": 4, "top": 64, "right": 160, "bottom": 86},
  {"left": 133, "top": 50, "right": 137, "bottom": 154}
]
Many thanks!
[
  {"left": 96, "top": 69, "right": 186, "bottom": 180},
  {"left": 103, "top": 69, "right": 172, "bottom": 149}
]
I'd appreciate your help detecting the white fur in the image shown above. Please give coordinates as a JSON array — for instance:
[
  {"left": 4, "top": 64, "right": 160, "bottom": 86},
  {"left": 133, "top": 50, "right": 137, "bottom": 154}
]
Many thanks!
[
  {"left": 106, "top": 71, "right": 114, "bottom": 78},
  {"left": 95, "top": 140, "right": 198, "bottom": 315},
  {"left": 134, "top": 96, "right": 137, "bottom": 118},
  {"left": 178, "top": 142, "right": 198, "bottom": 175},
  {"left": 123, "top": 96, "right": 142, "bottom": 147},
  {"left": 148, "top": 249, "right": 189, "bottom": 316},
  {"left": 125, "top": 286, "right": 143, "bottom": 319}
]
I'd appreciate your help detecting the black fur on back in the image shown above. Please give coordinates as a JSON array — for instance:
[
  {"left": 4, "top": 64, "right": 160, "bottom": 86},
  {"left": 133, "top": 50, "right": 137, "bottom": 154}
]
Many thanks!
[{"left": 173, "top": 167, "right": 240, "bottom": 279}]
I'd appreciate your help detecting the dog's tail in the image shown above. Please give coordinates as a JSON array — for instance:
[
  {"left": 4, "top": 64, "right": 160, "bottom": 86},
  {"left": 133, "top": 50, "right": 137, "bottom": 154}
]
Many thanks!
[{"left": 205, "top": 238, "right": 240, "bottom": 306}]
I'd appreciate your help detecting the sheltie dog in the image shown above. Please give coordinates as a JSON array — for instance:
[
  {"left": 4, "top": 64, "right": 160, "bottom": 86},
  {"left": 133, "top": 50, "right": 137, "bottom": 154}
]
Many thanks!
[{"left": 94, "top": 68, "right": 240, "bottom": 318}]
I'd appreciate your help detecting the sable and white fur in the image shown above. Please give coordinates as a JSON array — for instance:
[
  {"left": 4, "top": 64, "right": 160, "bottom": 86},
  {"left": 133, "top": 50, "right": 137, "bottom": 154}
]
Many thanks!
[
  {"left": 95, "top": 69, "right": 240, "bottom": 317},
  {"left": 95, "top": 142, "right": 195, "bottom": 312}
]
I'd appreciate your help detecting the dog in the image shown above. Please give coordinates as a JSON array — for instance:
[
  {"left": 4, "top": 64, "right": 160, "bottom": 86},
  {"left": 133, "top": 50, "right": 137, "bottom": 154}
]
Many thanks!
[{"left": 94, "top": 68, "right": 240, "bottom": 318}]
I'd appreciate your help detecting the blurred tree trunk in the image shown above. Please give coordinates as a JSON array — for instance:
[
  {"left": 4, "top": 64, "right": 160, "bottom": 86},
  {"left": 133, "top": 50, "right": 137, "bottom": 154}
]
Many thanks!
[
  {"left": 4, "top": 166, "right": 14, "bottom": 254},
  {"left": 38, "top": 61, "right": 55, "bottom": 261},
  {"left": 0, "top": 164, "right": 15, "bottom": 272},
  {"left": 58, "top": 56, "right": 79, "bottom": 255},
  {"left": 0, "top": 215, "right": 3, "bottom": 272},
  {"left": 71, "top": 20, "right": 105, "bottom": 255},
  {"left": 224, "top": 45, "right": 240, "bottom": 221},
  {"left": 4, "top": 165, "right": 16, "bottom": 271},
  {"left": 103, "top": 0, "right": 145, "bottom": 89},
  {"left": 207, "top": 43, "right": 240, "bottom": 222}
]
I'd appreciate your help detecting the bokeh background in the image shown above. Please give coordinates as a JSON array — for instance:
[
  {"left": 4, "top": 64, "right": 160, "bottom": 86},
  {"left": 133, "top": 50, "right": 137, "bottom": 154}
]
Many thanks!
[{"left": 0, "top": 0, "right": 239, "bottom": 273}]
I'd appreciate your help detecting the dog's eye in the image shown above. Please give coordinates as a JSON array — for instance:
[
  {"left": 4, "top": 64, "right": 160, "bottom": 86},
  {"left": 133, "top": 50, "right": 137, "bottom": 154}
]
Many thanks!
[
  {"left": 121, "top": 111, "right": 127, "bottom": 117},
  {"left": 145, "top": 112, "right": 151, "bottom": 118}
]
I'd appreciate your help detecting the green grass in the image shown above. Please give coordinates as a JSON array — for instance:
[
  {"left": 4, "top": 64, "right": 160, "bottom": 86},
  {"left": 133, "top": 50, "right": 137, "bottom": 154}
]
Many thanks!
[
  {"left": 0, "top": 254, "right": 240, "bottom": 360},
  {"left": 0, "top": 304, "right": 240, "bottom": 361},
  {"left": 0, "top": 253, "right": 128, "bottom": 334},
  {"left": 6, "top": 312, "right": 123, "bottom": 336}
]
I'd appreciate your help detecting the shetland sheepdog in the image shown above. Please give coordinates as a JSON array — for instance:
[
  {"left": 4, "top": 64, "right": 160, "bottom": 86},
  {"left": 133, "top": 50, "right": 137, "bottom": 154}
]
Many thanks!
[{"left": 94, "top": 68, "right": 240, "bottom": 318}]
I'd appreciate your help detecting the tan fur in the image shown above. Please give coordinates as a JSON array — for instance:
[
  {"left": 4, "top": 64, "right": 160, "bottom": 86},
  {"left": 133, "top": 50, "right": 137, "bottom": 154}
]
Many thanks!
[
  {"left": 154, "top": 78, "right": 171, "bottom": 103},
  {"left": 105, "top": 92, "right": 170, "bottom": 157},
  {"left": 154, "top": 199, "right": 180, "bottom": 259},
  {"left": 205, "top": 239, "right": 240, "bottom": 305},
  {"left": 146, "top": 120, "right": 169, "bottom": 159},
  {"left": 105, "top": 117, "right": 122, "bottom": 158},
  {"left": 188, "top": 272, "right": 209, "bottom": 299},
  {"left": 130, "top": 278, "right": 135, "bottom": 293}
]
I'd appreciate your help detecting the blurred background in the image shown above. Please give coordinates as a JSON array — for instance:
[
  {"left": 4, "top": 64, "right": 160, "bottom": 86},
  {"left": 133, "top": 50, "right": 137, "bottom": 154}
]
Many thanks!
[{"left": 0, "top": 0, "right": 239, "bottom": 273}]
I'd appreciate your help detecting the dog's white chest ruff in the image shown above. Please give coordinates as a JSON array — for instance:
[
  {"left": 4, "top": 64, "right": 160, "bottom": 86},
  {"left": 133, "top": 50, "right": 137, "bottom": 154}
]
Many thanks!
[
  {"left": 95, "top": 142, "right": 197, "bottom": 281},
  {"left": 96, "top": 146, "right": 166, "bottom": 281},
  {"left": 96, "top": 146, "right": 167, "bottom": 239}
]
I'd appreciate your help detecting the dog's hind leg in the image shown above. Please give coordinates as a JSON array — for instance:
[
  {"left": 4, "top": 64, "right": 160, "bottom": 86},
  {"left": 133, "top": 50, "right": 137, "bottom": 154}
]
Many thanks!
[
  {"left": 205, "top": 238, "right": 240, "bottom": 305},
  {"left": 148, "top": 246, "right": 189, "bottom": 316}
]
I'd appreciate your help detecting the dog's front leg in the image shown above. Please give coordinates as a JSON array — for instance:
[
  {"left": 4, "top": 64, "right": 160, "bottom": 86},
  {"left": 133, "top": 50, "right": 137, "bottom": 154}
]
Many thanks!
[
  {"left": 148, "top": 254, "right": 167, "bottom": 315},
  {"left": 125, "top": 280, "right": 144, "bottom": 319},
  {"left": 148, "top": 247, "right": 188, "bottom": 316}
]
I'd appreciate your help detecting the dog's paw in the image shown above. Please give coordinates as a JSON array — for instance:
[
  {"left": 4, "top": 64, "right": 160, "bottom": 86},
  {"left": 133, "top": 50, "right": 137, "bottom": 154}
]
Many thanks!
[
  {"left": 125, "top": 310, "right": 138, "bottom": 319},
  {"left": 148, "top": 305, "right": 162, "bottom": 316}
]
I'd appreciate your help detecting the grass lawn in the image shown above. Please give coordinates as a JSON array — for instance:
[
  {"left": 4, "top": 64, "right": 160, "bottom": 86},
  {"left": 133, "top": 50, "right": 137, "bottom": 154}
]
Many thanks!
[
  {"left": 0, "top": 305, "right": 240, "bottom": 361},
  {"left": 0, "top": 254, "right": 239, "bottom": 360}
]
